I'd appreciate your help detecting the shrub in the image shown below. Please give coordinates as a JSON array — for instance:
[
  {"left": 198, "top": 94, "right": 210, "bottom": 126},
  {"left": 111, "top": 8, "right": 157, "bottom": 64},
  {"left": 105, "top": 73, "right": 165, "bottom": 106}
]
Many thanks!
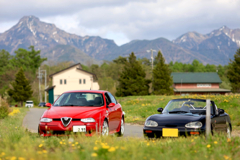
[{"left": 0, "top": 101, "right": 10, "bottom": 119}]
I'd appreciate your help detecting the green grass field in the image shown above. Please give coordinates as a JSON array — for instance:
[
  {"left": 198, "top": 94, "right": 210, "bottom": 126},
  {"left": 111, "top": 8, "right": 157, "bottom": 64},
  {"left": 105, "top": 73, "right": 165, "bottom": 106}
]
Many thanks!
[{"left": 1, "top": 95, "right": 240, "bottom": 160}]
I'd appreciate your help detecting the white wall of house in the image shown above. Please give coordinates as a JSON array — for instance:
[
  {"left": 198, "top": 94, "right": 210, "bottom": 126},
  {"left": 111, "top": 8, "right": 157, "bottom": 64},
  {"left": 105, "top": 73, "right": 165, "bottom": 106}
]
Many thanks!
[{"left": 52, "top": 67, "right": 99, "bottom": 101}]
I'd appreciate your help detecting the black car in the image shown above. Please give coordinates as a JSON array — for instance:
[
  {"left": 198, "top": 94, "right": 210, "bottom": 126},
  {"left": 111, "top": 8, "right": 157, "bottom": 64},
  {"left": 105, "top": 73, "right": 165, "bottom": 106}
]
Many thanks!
[
  {"left": 38, "top": 102, "right": 46, "bottom": 107},
  {"left": 143, "top": 99, "right": 231, "bottom": 138}
]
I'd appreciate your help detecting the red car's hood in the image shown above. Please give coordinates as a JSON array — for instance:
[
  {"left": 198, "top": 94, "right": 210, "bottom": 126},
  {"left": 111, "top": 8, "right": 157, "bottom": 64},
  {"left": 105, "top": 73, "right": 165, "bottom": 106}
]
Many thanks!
[{"left": 44, "top": 106, "right": 105, "bottom": 118}]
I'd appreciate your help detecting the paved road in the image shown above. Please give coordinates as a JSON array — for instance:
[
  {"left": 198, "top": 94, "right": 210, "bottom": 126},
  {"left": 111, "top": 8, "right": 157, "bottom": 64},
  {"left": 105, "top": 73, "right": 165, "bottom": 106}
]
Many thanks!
[{"left": 22, "top": 108, "right": 143, "bottom": 138}]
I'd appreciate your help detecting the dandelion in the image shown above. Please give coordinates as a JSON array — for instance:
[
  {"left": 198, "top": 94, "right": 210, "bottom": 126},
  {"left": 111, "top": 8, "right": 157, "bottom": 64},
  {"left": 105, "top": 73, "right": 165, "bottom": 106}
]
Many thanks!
[
  {"left": 108, "top": 147, "right": 116, "bottom": 152},
  {"left": 1, "top": 152, "right": 5, "bottom": 156},
  {"left": 60, "top": 141, "right": 63, "bottom": 144},
  {"left": 224, "top": 155, "right": 229, "bottom": 160},
  {"left": 207, "top": 144, "right": 211, "bottom": 148},
  {"left": 18, "top": 157, "right": 25, "bottom": 160},
  {"left": 191, "top": 139, "right": 194, "bottom": 142},
  {"left": 10, "top": 156, "right": 17, "bottom": 160},
  {"left": 147, "top": 143, "right": 150, "bottom": 146},
  {"left": 91, "top": 153, "right": 97, "bottom": 157},
  {"left": 75, "top": 142, "right": 78, "bottom": 145},
  {"left": 214, "top": 141, "right": 218, "bottom": 144},
  {"left": 72, "top": 144, "right": 75, "bottom": 147},
  {"left": 42, "top": 150, "right": 47, "bottom": 153},
  {"left": 93, "top": 146, "right": 98, "bottom": 150},
  {"left": 39, "top": 144, "right": 43, "bottom": 148}
]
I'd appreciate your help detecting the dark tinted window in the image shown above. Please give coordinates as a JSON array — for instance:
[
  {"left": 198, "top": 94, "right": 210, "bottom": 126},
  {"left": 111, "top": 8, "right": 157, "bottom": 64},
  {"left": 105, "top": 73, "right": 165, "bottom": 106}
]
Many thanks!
[
  {"left": 79, "top": 79, "right": 82, "bottom": 84},
  {"left": 64, "top": 79, "right": 67, "bottom": 84},
  {"left": 105, "top": 93, "right": 111, "bottom": 105},
  {"left": 60, "top": 79, "right": 62, "bottom": 84}
]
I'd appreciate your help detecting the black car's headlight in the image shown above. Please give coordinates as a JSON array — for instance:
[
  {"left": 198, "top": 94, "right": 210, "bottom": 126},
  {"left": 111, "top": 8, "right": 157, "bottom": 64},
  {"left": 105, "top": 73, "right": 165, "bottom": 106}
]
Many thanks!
[
  {"left": 145, "top": 120, "right": 158, "bottom": 127},
  {"left": 40, "top": 118, "right": 52, "bottom": 122},
  {"left": 185, "top": 121, "right": 202, "bottom": 128}
]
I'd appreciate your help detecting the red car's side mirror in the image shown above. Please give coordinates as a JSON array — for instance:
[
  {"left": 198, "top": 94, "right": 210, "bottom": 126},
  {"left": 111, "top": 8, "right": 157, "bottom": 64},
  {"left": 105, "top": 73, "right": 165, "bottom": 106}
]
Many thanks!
[
  {"left": 108, "top": 103, "right": 115, "bottom": 108},
  {"left": 45, "top": 103, "right": 52, "bottom": 107}
]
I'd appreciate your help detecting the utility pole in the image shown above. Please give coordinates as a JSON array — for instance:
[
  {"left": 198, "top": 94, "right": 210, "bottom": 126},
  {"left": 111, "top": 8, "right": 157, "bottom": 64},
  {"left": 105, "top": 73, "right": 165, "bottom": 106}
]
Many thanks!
[
  {"left": 41, "top": 70, "right": 47, "bottom": 102},
  {"left": 38, "top": 67, "right": 42, "bottom": 102},
  {"left": 147, "top": 49, "right": 156, "bottom": 70},
  {"left": 147, "top": 49, "right": 156, "bottom": 92}
]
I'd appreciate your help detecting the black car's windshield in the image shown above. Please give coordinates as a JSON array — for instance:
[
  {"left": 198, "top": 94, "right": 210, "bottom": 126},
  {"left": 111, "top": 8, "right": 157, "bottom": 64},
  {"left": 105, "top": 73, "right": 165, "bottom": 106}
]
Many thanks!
[
  {"left": 53, "top": 92, "right": 104, "bottom": 107},
  {"left": 163, "top": 99, "right": 214, "bottom": 115}
]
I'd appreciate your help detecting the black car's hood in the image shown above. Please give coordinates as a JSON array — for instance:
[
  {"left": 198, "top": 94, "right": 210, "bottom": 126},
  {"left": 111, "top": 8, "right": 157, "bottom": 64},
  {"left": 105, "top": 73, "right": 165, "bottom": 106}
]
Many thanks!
[{"left": 147, "top": 113, "right": 205, "bottom": 127}]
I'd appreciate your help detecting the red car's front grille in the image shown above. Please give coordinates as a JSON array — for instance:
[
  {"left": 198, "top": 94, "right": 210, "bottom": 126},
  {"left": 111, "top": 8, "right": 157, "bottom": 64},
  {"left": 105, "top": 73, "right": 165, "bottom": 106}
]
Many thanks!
[{"left": 52, "top": 118, "right": 81, "bottom": 121}]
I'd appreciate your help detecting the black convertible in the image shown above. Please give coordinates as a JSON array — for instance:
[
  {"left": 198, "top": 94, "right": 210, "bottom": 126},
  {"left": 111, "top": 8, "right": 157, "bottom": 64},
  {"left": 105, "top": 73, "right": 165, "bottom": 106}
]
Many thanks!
[{"left": 143, "top": 99, "right": 231, "bottom": 138}]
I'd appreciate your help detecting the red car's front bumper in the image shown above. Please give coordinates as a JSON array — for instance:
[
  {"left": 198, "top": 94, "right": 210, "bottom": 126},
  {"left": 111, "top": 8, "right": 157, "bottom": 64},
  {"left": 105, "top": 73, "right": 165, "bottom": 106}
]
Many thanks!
[{"left": 39, "top": 121, "right": 98, "bottom": 137}]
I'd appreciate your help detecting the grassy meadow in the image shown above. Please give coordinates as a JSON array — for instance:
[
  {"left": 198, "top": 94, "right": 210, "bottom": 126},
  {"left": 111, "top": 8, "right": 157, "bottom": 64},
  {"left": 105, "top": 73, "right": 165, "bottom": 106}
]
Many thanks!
[{"left": 0, "top": 94, "right": 240, "bottom": 160}]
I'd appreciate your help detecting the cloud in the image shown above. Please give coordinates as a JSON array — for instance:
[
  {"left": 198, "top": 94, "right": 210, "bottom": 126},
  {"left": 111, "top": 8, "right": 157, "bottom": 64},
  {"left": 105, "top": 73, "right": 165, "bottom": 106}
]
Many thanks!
[{"left": 1, "top": 0, "right": 240, "bottom": 45}]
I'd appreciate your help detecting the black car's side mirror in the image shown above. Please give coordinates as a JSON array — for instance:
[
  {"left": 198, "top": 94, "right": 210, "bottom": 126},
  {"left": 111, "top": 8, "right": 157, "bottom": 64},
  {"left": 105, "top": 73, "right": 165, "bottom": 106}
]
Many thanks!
[
  {"left": 157, "top": 108, "right": 163, "bottom": 113},
  {"left": 218, "top": 108, "right": 225, "bottom": 114}
]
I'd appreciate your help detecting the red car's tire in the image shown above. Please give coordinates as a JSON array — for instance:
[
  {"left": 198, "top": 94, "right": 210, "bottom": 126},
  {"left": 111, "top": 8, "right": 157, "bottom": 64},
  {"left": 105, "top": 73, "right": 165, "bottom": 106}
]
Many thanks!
[
  {"left": 116, "top": 117, "right": 124, "bottom": 137},
  {"left": 102, "top": 120, "right": 109, "bottom": 136}
]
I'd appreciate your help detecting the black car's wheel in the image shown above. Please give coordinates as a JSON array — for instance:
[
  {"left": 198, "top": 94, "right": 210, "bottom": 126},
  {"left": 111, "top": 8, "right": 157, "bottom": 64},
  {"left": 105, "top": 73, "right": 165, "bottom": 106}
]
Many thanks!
[
  {"left": 102, "top": 120, "right": 109, "bottom": 136},
  {"left": 116, "top": 117, "right": 124, "bottom": 137}
]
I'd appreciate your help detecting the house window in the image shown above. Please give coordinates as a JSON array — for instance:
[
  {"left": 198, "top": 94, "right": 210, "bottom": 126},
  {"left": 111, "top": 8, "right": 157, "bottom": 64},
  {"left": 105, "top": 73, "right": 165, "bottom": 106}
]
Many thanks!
[
  {"left": 83, "top": 79, "right": 86, "bottom": 84},
  {"left": 79, "top": 79, "right": 82, "bottom": 84},
  {"left": 60, "top": 79, "right": 62, "bottom": 84},
  {"left": 64, "top": 79, "right": 67, "bottom": 84}
]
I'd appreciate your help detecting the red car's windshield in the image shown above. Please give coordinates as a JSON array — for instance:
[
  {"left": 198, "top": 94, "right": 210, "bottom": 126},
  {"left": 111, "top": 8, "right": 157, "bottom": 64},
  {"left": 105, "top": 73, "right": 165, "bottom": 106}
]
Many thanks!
[{"left": 53, "top": 92, "right": 104, "bottom": 107}]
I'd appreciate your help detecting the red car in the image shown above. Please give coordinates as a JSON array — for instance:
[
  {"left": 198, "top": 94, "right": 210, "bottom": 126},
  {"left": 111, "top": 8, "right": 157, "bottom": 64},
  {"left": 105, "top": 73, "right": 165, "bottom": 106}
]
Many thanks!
[{"left": 38, "top": 90, "right": 124, "bottom": 137}]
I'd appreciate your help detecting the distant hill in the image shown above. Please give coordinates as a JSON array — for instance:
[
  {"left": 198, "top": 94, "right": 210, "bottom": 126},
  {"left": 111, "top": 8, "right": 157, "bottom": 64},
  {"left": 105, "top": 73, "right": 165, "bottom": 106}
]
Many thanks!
[{"left": 0, "top": 16, "right": 239, "bottom": 65}]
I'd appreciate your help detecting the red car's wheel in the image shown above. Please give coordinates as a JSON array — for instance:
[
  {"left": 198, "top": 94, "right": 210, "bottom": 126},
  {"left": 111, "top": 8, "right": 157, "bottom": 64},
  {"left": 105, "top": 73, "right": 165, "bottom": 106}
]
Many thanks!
[
  {"left": 116, "top": 117, "right": 124, "bottom": 137},
  {"left": 102, "top": 120, "right": 109, "bottom": 136}
]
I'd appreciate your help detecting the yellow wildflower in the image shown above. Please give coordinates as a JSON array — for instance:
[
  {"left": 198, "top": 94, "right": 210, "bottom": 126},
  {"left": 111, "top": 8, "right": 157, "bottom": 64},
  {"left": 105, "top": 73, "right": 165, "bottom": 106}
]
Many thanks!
[
  {"left": 91, "top": 153, "right": 97, "bottom": 157},
  {"left": 39, "top": 144, "right": 43, "bottom": 148},
  {"left": 60, "top": 141, "right": 63, "bottom": 144},
  {"left": 1, "top": 152, "right": 5, "bottom": 156},
  {"left": 121, "top": 147, "right": 125, "bottom": 150},
  {"left": 93, "top": 146, "right": 98, "bottom": 150},
  {"left": 18, "top": 157, "right": 25, "bottom": 160},
  {"left": 207, "top": 144, "right": 211, "bottom": 148},
  {"left": 10, "top": 156, "right": 17, "bottom": 160},
  {"left": 224, "top": 155, "right": 229, "bottom": 160},
  {"left": 42, "top": 150, "right": 47, "bottom": 153},
  {"left": 108, "top": 147, "right": 116, "bottom": 152},
  {"left": 214, "top": 141, "right": 218, "bottom": 144},
  {"left": 227, "top": 138, "right": 231, "bottom": 142}
]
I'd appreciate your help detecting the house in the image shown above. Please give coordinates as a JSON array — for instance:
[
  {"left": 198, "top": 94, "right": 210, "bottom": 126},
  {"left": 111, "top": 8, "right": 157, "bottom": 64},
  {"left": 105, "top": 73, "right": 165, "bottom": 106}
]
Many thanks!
[
  {"left": 171, "top": 72, "right": 231, "bottom": 95},
  {"left": 45, "top": 63, "right": 99, "bottom": 103}
]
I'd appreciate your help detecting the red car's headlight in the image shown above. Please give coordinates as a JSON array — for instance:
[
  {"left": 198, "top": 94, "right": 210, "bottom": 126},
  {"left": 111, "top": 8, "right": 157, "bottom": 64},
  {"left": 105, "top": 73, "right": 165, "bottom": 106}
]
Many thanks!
[
  {"left": 40, "top": 118, "right": 52, "bottom": 122},
  {"left": 81, "top": 118, "right": 95, "bottom": 122}
]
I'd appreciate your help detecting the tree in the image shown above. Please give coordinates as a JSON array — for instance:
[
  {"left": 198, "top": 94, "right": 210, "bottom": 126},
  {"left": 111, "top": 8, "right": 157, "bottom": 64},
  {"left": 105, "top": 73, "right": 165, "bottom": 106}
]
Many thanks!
[
  {"left": 227, "top": 48, "right": 240, "bottom": 93},
  {"left": 116, "top": 52, "right": 150, "bottom": 97},
  {"left": 8, "top": 68, "right": 33, "bottom": 106},
  {"left": 152, "top": 51, "right": 174, "bottom": 95},
  {"left": 10, "top": 46, "right": 47, "bottom": 73}
]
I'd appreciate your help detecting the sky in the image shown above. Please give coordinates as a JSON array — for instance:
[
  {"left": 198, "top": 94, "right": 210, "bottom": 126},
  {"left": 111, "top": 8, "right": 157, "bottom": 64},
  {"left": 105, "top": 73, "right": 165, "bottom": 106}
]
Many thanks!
[{"left": 0, "top": 0, "right": 240, "bottom": 46}]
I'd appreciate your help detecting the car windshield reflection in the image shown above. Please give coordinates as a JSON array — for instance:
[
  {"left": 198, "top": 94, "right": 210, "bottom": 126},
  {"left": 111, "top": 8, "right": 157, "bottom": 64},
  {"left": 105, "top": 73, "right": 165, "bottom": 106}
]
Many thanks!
[
  {"left": 163, "top": 99, "right": 213, "bottom": 115},
  {"left": 53, "top": 92, "right": 104, "bottom": 107}
]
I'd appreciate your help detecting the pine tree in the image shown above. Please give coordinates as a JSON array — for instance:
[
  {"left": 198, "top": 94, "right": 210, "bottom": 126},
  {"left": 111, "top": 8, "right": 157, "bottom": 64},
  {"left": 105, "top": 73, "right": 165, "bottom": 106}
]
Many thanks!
[
  {"left": 227, "top": 48, "right": 240, "bottom": 93},
  {"left": 116, "top": 52, "right": 150, "bottom": 97},
  {"left": 8, "top": 68, "right": 33, "bottom": 107},
  {"left": 152, "top": 51, "right": 174, "bottom": 95}
]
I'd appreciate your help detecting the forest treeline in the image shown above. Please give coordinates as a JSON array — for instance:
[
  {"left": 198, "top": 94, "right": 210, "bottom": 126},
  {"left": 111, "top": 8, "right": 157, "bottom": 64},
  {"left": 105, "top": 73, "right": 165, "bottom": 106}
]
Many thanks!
[{"left": 1, "top": 46, "right": 239, "bottom": 104}]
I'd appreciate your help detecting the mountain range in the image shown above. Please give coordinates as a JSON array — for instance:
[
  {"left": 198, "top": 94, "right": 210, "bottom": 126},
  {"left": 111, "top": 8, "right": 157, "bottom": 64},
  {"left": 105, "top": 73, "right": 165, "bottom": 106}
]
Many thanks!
[{"left": 0, "top": 16, "right": 240, "bottom": 65}]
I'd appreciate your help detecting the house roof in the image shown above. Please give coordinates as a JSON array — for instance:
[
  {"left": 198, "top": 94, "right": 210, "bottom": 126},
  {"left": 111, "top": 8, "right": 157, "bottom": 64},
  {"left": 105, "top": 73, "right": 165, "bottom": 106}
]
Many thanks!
[
  {"left": 45, "top": 85, "right": 56, "bottom": 92},
  {"left": 171, "top": 72, "right": 222, "bottom": 84},
  {"left": 173, "top": 88, "right": 231, "bottom": 93},
  {"left": 49, "top": 63, "right": 82, "bottom": 78},
  {"left": 49, "top": 63, "right": 97, "bottom": 80}
]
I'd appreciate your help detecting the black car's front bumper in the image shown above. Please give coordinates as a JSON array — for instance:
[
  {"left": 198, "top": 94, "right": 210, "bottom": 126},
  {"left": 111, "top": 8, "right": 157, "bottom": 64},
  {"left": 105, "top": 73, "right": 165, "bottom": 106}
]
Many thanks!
[{"left": 143, "top": 126, "right": 205, "bottom": 138}]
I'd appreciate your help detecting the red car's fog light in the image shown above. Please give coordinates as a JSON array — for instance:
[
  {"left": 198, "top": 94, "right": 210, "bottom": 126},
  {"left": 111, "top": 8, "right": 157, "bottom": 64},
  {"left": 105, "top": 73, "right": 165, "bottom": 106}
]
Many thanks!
[
  {"left": 145, "top": 130, "right": 152, "bottom": 133},
  {"left": 190, "top": 131, "right": 199, "bottom": 135}
]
